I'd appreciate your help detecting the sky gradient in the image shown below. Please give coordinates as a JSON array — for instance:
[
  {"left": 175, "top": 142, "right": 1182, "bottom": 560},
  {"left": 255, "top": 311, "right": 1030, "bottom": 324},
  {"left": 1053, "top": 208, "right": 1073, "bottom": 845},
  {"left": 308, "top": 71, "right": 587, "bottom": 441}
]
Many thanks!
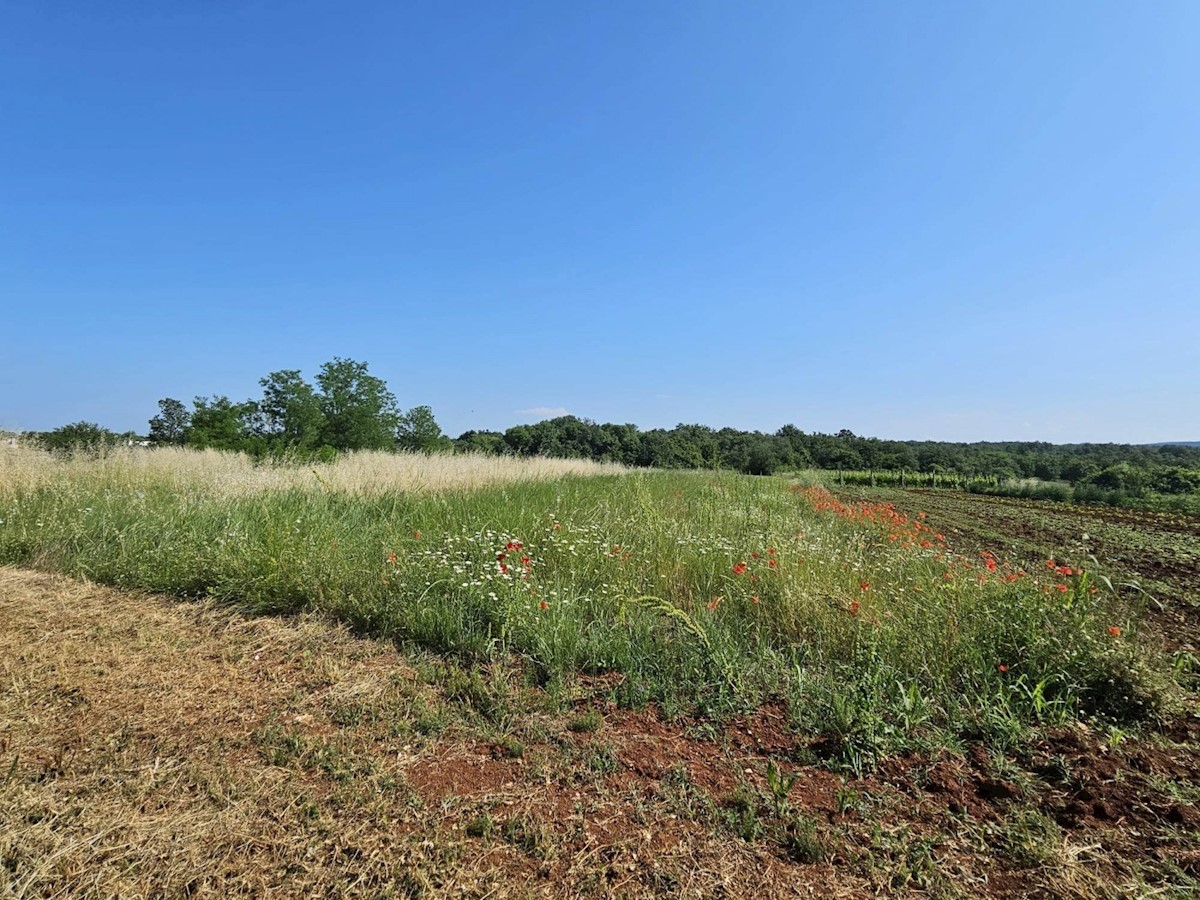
[{"left": 3, "top": 1, "right": 1198, "bottom": 443}]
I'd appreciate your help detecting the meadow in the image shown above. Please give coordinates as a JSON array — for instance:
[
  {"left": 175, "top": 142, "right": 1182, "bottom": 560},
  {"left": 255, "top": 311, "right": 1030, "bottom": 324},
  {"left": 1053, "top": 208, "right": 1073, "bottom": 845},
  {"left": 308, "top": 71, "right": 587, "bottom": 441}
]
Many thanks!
[
  {"left": 0, "top": 446, "right": 1179, "bottom": 770},
  {"left": 3, "top": 446, "right": 1199, "bottom": 896}
]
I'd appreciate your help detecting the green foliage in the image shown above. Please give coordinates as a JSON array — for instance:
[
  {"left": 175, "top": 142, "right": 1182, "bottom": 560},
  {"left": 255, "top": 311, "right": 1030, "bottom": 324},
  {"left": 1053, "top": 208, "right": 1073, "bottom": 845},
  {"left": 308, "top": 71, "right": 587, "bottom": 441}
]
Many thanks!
[
  {"left": 444, "top": 417, "right": 1200, "bottom": 500},
  {"left": 187, "top": 396, "right": 261, "bottom": 452},
  {"left": 258, "top": 370, "right": 326, "bottom": 451},
  {"left": 0, "top": 462, "right": 1182, "bottom": 770},
  {"left": 148, "top": 398, "right": 190, "bottom": 446},
  {"left": 315, "top": 358, "right": 401, "bottom": 451},
  {"left": 396, "top": 405, "right": 450, "bottom": 453},
  {"left": 34, "top": 422, "right": 124, "bottom": 455},
  {"left": 141, "top": 358, "right": 440, "bottom": 457}
]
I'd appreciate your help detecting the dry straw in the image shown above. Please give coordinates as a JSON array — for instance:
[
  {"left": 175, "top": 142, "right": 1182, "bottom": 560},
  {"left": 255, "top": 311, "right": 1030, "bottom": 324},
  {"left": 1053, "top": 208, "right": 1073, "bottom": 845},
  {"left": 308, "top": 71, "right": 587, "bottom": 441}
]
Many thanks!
[{"left": 0, "top": 445, "right": 625, "bottom": 498}]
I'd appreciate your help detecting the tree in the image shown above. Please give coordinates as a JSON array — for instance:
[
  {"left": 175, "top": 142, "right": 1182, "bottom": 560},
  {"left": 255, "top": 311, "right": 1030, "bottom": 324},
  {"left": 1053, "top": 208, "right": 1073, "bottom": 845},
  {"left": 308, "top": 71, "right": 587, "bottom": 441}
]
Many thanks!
[
  {"left": 148, "top": 398, "right": 191, "bottom": 446},
  {"left": 187, "top": 396, "right": 260, "bottom": 452},
  {"left": 37, "top": 421, "right": 119, "bottom": 455},
  {"left": 315, "top": 358, "right": 400, "bottom": 451},
  {"left": 396, "top": 405, "right": 450, "bottom": 452},
  {"left": 455, "top": 430, "right": 506, "bottom": 454},
  {"left": 258, "top": 370, "right": 326, "bottom": 451}
]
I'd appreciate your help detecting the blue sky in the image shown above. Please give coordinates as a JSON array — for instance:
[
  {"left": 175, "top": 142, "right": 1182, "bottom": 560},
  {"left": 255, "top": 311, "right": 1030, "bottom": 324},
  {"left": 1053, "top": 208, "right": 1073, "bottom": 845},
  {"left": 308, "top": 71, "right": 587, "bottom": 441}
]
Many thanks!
[{"left": 2, "top": 1, "right": 1198, "bottom": 442}]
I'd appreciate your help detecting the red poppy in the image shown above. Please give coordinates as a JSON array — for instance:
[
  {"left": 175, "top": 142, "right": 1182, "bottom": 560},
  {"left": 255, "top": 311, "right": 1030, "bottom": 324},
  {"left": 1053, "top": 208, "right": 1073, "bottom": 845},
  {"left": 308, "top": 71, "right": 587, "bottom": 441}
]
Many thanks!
[
  {"left": 848, "top": 601, "right": 861, "bottom": 616},
  {"left": 386, "top": 553, "right": 398, "bottom": 565},
  {"left": 1108, "top": 626, "right": 1121, "bottom": 637},
  {"left": 768, "top": 559, "right": 778, "bottom": 569},
  {"left": 413, "top": 531, "right": 422, "bottom": 540},
  {"left": 732, "top": 562, "right": 748, "bottom": 575},
  {"left": 859, "top": 580, "right": 870, "bottom": 591},
  {"left": 539, "top": 600, "right": 549, "bottom": 610},
  {"left": 997, "top": 664, "right": 1008, "bottom": 673}
]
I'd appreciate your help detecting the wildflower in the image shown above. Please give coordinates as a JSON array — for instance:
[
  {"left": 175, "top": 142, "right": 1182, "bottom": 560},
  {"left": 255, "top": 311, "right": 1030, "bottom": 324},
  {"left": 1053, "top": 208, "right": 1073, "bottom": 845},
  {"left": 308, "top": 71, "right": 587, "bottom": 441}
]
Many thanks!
[
  {"left": 767, "top": 547, "right": 777, "bottom": 556},
  {"left": 985, "top": 558, "right": 997, "bottom": 572},
  {"left": 848, "top": 601, "right": 861, "bottom": 616},
  {"left": 386, "top": 553, "right": 398, "bottom": 565},
  {"left": 751, "top": 551, "right": 761, "bottom": 559},
  {"left": 553, "top": 522, "right": 562, "bottom": 530},
  {"left": 859, "top": 580, "right": 870, "bottom": 591},
  {"left": 1108, "top": 626, "right": 1121, "bottom": 637},
  {"left": 1056, "top": 583, "right": 1069, "bottom": 593},
  {"left": 539, "top": 600, "right": 549, "bottom": 611},
  {"left": 920, "top": 540, "right": 933, "bottom": 549},
  {"left": 707, "top": 597, "right": 722, "bottom": 611},
  {"left": 506, "top": 540, "right": 523, "bottom": 551},
  {"left": 768, "top": 559, "right": 778, "bottom": 569},
  {"left": 997, "top": 664, "right": 1008, "bottom": 673},
  {"left": 732, "top": 562, "right": 748, "bottom": 575},
  {"left": 520, "top": 556, "right": 531, "bottom": 567},
  {"left": 751, "top": 595, "right": 761, "bottom": 605},
  {"left": 413, "top": 531, "right": 422, "bottom": 540}
]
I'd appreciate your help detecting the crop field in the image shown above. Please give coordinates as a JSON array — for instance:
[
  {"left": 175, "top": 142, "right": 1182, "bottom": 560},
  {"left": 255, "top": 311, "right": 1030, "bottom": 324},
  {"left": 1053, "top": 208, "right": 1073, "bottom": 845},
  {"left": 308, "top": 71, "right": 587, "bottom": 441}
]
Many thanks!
[
  {"left": 836, "top": 486, "right": 1200, "bottom": 638},
  {"left": 1, "top": 449, "right": 1198, "bottom": 897}
]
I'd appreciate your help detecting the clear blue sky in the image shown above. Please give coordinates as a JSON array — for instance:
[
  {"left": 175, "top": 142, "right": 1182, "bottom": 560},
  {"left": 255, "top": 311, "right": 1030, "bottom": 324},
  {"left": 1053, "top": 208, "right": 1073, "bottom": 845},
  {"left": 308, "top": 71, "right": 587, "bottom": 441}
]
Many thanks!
[{"left": 3, "top": 1, "right": 1198, "bottom": 443}]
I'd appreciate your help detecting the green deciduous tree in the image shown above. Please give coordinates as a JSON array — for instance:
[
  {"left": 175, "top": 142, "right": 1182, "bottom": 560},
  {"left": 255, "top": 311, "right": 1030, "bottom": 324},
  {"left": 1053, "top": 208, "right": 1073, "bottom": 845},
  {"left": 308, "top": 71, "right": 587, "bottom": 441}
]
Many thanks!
[
  {"left": 187, "top": 396, "right": 260, "bottom": 452},
  {"left": 315, "top": 358, "right": 400, "bottom": 451},
  {"left": 258, "top": 370, "right": 326, "bottom": 451},
  {"left": 36, "top": 422, "right": 120, "bottom": 455},
  {"left": 396, "top": 405, "right": 450, "bottom": 452},
  {"left": 148, "top": 398, "right": 191, "bottom": 446}
]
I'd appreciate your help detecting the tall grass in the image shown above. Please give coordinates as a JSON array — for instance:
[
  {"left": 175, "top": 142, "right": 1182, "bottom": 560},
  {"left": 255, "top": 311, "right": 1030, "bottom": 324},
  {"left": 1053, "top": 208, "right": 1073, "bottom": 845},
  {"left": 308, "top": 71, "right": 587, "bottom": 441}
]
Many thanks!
[
  {"left": 0, "top": 445, "right": 625, "bottom": 498},
  {"left": 0, "top": 447, "right": 1179, "bottom": 770}
]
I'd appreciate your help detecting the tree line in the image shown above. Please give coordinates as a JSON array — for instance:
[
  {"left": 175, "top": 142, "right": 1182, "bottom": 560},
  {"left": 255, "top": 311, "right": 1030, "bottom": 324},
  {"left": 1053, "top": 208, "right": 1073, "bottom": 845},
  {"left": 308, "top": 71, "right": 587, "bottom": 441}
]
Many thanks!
[
  {"left": 25, "top": 358, "right": 1200, "bottom": 498},
  {"left": 33, "top": 358, "right": 450, "bottom": 458}
]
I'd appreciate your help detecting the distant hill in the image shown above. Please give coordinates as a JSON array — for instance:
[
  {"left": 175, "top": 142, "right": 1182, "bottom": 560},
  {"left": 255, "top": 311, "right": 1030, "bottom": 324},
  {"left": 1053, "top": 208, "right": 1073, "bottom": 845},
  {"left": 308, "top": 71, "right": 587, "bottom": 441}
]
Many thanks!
[{"left": 1152, "top": 441, "right": 1200, "bottom": 447}]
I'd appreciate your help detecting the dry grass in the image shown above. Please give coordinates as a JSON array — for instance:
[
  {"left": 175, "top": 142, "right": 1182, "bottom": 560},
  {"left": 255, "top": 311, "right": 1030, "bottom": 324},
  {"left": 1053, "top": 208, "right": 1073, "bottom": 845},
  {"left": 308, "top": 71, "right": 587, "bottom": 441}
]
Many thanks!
[
  {"left": 2, "top": 566, "right": 1189, "bottom": 898},
  {"left": 0, "top": 445, "right": 625, "bottom": 499},
  {"left": 0, "top": 567, "right": 849, "bottom": 899}
]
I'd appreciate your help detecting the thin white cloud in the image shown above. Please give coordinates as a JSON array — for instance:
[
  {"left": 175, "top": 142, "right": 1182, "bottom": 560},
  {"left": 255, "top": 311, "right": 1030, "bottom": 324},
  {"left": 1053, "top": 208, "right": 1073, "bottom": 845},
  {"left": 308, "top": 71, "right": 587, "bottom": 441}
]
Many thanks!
[{"left": 515, "top": 406, "right": 570, "bottom": 419}]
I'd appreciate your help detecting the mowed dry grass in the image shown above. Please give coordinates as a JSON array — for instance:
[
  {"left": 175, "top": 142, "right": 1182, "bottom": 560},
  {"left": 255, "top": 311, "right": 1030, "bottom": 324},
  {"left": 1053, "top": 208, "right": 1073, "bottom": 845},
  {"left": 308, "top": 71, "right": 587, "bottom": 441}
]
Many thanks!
[{"left": 0, "top": 567, "right": 849, "bottom": 899}]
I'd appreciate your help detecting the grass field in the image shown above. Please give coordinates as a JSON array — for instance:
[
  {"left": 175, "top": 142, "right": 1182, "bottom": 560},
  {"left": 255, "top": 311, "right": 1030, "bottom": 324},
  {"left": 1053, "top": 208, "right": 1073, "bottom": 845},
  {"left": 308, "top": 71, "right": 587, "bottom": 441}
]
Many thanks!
[{"left": 2, "top": 449, "right": 1198, "bottom": 896}]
